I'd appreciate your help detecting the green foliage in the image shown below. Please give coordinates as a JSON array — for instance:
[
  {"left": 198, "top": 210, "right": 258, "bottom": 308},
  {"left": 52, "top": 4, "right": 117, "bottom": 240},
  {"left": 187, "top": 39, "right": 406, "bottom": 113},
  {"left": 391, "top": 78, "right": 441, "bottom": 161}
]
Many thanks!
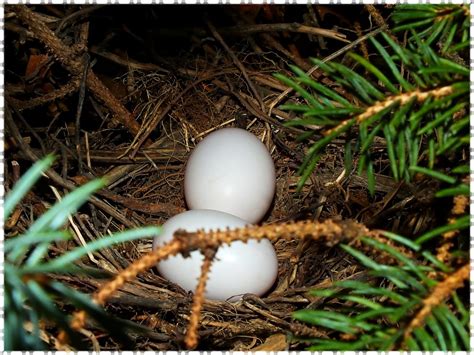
[
  {"left": 392, "top": 5, "right": 470, "bottom": 54},
  {"left": 5, "top": 157, "right": 162, "bottom": 350},
  {"left": 275, "top": 6, "right": 469, "bottom": 193},
  {"left": 293, "top": 234, "right": 469, "bottom": 351},
  {"left": 278, "top": 5, "right": 469, "bottom": 351}
]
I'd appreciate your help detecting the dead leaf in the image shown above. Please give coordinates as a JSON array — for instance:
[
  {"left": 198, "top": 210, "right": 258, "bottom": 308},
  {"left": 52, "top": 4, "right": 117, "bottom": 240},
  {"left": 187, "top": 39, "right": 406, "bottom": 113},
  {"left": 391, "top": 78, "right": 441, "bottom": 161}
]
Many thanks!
[
  {"left": 251, "top": 333, "right": 288, "bottom": 351},
  {"left": 25, "top": 54, "right": 49, "bottom": 78}
]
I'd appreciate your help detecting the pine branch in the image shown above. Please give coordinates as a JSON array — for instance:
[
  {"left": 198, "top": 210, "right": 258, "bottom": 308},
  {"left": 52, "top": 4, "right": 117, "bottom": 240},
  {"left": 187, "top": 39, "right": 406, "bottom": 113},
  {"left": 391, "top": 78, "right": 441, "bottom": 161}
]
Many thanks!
[
  {"left": 291, "top": 230, "right": 469, "bottom": 351},
  {"left": 324, "top": 84, "right": 456, "bottom": 137},
  {"left": 403, "top": 263, "right": 469, "bottom": 343},
  {"left": 392, "top": 5, "right": 469, "bottom": 54},
  {"left": 275, "top": 5, "right": 469, "bottom": 192},
  {"left": 5, "top": 157, "right": 161, "bottom": 350}
]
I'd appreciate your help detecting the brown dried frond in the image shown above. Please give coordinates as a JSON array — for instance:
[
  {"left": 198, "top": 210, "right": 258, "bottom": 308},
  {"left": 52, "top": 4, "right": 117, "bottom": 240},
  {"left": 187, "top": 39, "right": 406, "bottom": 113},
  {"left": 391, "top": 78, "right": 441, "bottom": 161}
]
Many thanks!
[
  {"left": 451, "top": 195, "right": 468, "bottom": 216},
  {"left": 60, "top": 219, "right": 369, "bottom": 345},
  {"left": 436, "top": 194, "right": 469, "bottom": 262},
  {"left": 58, "top": 240, "right": 184, "bottom": 344},
  {"left": 94, "top": 241, "right": 184, "bottom": 305},
  {"left": 325, "top": 85, "right": 454, "bottom": 136},
  {"left": 11, "top": 5, "right": 142, "bottom": 136},
  {"left": 185, "top": 247, "right": 217, "bottom": 349},
  {"left": 7, "top": 79, "right": 81, "bottom": 110},
  {"left": 175, "top": 219, "right": 368, "bottom": 251},
  {"left": 63, "top": 219, "right": 425, "bottom": 349},
  {"left": 365, "top": 5, "right": 388, "bottom": 29},
  {"left": 403, "top": 263, "right": 469, "bottom": 342}
]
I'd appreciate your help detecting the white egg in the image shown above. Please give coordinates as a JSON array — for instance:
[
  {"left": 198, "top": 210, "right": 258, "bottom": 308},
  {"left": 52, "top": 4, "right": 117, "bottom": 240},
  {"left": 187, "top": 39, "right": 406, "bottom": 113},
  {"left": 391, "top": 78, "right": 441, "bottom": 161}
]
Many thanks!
[
  {"left": 153, "top": 209, "right": 278, "bottom": 301},
  {"left": 184, "top": 127, "right": 276, "bottom": 224}
]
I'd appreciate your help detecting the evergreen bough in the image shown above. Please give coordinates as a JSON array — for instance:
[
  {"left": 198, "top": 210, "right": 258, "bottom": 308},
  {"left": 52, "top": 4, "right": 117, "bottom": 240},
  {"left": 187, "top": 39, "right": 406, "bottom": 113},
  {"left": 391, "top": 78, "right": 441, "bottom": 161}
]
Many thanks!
[
  {"left": 4, "top": 156, "right": 161, "bottom": 350},
  {"left": 275, "top": 4, "right": 469, "bottom": 350}
]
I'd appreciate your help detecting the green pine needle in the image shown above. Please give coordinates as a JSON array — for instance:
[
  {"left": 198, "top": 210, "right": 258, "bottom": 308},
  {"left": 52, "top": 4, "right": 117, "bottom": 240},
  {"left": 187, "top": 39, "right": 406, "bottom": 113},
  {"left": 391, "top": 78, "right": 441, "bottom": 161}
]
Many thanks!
[{"left": 5, "top": 156, "right": 163, "bottom": 350}]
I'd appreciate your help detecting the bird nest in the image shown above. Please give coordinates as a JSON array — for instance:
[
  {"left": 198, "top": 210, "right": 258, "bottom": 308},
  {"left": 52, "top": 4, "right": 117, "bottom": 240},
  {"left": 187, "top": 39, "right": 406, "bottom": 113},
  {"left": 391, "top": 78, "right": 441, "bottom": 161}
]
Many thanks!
[{"left": 4, "top": 5, "right": 447, "bottom": 351}]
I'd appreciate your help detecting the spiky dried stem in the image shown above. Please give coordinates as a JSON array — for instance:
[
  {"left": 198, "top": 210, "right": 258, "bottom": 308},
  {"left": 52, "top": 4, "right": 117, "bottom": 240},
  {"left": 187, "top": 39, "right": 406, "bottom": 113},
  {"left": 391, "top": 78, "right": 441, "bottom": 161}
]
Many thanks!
[
  {"left": 184, "top": 248, "right": 217, "bottom": 349},
  {"left": 58, "top": 240, "right": 184, "bottom": 344},
  {"left": 60, "top": 219, "right": 369, "bottom": 346},
  {"left": 10, "top": 5, "right": 142, "bottom": 136},
  {"left": 349, "top": 231, "right": 417, "bottom": 265},
  {"left": 325, "top": 85, "right": 455, "bottom": 136},
  {"left": 7, "top": 79, "right": 81, "bottom": 110},
  {"left": 403, "top": 262, "right": 469, "bottom": 342},
  {"left": 436, "top": 195, "right": 468, "bottom": 263}
]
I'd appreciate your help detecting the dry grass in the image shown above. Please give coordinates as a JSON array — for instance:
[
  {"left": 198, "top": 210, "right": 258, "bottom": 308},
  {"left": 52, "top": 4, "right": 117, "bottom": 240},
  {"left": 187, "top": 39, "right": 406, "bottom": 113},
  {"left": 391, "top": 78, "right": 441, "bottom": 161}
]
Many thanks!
[{"left": 5, "top": 5, "right": 466, "bottom": 350}]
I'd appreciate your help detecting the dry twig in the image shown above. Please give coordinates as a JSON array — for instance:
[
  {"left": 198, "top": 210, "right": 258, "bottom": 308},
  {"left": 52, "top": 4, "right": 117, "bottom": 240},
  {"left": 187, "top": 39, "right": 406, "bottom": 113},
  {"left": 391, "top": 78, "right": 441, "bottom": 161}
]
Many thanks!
[
  {"left": 219, "top": 23, "right": 349, "bottom": 43},
  {"left": 206, "top": 20, "right": 265, "bottom": 112},
  {"left": 436, "top": 195, "right": 468, "bottom": 263},
  {"left": 59, "top": 219, "right": 370, "bottom": 347},
  {"left": 267, "top": 25, "right": 387, "bottom": 115},
  {"left": 11, "top": 5, "right": 142, "bottom": 136},
  {"left": 403, "top": 263, "right": 470, "bottom": 342},
  {"left": 185, "top": 248, "right": 217, "bottom": 349}
]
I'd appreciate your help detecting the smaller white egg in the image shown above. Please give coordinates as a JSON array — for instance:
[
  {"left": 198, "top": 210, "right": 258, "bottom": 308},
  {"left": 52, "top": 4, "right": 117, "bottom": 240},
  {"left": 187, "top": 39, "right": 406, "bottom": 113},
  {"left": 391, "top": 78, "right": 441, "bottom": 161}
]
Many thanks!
[
  {"left": 184, "top": 127, "right": 276, "bottom": 224},
  {"left": 153, "top": 209, "right": 278, "bottom": 301}
]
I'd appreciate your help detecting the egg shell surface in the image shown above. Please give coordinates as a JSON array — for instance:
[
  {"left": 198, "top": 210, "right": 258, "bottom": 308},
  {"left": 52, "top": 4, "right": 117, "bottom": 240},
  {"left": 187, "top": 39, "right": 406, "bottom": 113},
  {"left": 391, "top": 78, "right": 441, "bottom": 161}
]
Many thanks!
[
  {"left": 184, "top": 127, "right": 276, "bottom": 224},
  {"left": 153, "top": 209, "right": 278, "bottom": 301}
]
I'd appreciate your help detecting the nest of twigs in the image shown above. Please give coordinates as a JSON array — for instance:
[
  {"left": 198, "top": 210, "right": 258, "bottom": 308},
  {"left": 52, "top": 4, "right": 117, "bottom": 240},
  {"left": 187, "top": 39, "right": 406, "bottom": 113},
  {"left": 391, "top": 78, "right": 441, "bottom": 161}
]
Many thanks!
[{"left": 5, "top": 5, "right": 441, "bottom": 350}]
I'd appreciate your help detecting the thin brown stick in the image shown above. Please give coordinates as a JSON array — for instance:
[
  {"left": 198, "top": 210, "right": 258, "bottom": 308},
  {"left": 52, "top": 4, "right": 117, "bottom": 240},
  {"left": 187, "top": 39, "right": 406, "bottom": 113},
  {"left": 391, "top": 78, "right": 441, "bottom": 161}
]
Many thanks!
[
  {"left": 11, "top": 5, "right": 142, "bottom": 137},
  {"left": 90, "top": 46, "right": 169, "bottom": 72},
  {"left": 97, "top": 187, "right": 185, "bottom": 216},
  {"left": 260, "top": 32, "right": 312, "bottom": 71},
  {"left": 354, "top": 22, "right": 369, "bottom": 60},
  {"left": 184, "top": 248, "right": 217, "bottom": 349},
  {"left": 6, "top": 79, "right": 81, "bottom": 110},
  {"left": 22, "top": 147, "right": 187, "bottom": 164},
  {"left": 55, "top": 5, "right": 105, "bottom": 34},
  {"left": 5, "top": 107, "right": 136, "bottom": 228},
  {"left": 268, "top": 25, "right": 387, "bottom": 115},
  {"left": 306, "top": 4, "right": 327, "bottom": 49},
  {"left": 75, "top": 54, "right": 90, "bottom": 174},
  {"left": 86, "top": 71, "right": 142, "bottom": 136},
  {"left": 135, "top": 23, "right": 347, "bottom": 43},
  {"left": 220, "top": 23, "right": 349, "bottom": 43},
  {"left": 60, "top": 218, "right": 369, "bottom": 346},
  {"left": 206, "top": 20, "right": 265, "bottom": 112},
  {"left": 403, "top": 263, "right": 470, "bottom": 342}
]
